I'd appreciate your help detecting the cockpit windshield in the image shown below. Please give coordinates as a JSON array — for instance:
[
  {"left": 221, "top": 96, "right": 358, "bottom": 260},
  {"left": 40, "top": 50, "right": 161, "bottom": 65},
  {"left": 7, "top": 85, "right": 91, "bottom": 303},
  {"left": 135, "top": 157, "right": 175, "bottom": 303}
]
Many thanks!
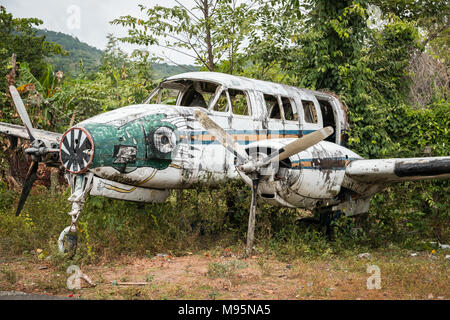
[{"left": 144, "top": 79, "right": 222, "bottom": 110}]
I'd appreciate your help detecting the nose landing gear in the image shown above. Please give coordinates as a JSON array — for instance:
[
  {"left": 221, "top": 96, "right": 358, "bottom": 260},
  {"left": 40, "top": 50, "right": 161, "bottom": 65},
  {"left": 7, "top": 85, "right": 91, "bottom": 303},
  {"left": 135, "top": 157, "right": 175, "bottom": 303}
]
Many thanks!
[{"left": 58, "top": 173, "right": 93, "bottom": 257}]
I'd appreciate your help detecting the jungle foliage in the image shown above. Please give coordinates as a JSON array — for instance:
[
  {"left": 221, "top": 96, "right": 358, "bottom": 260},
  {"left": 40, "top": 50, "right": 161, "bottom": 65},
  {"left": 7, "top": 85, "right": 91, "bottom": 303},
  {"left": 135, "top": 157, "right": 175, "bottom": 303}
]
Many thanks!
[{"left": 0, "top": 1, "right": 448, "bottom": 260}]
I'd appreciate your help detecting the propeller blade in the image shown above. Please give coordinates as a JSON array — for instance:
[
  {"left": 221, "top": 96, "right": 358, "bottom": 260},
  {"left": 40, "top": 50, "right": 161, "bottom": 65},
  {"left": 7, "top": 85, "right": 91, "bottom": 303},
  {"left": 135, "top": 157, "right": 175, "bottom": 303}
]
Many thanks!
[
  {"left": 194, "top": 110, "right": 249, "bottom": 163},
  {"left": 15, "top": 161, "right": 38, "bottom": 216},
  {"left": 262, "top": 126, "right": 334, "bottom": 164},
  {"left": 245, "top": 178, "right": 259, "bottom": 256},
  {"left": 9, "top": 85, "right": 36, "bottom": 141}
]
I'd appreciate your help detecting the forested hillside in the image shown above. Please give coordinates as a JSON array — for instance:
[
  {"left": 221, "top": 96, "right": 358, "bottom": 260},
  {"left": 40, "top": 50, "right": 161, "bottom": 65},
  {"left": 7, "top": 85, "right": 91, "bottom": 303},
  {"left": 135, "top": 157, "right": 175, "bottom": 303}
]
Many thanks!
[
  {"left": 35, "top": 29, "right": 196, "bottom": 78},
  {"left": 35, "top": 29, "right": 103, "bottom": 75}
]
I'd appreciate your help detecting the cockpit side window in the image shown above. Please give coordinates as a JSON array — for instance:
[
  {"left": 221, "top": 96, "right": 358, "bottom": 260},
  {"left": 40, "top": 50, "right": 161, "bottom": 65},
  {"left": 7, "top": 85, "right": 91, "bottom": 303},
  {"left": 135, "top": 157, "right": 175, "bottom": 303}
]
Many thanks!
[
  {"left": 264, "top": 94, "right": 281, "bottom": 119},
  {"left": 180, "top": 82, "right": 216, "bottom": 108},
  {"left": 160, "top": 89, "right": 179, "bottom": 105},
  {"left": 144, "top": 87, "right": 160, "bottom": 104}
]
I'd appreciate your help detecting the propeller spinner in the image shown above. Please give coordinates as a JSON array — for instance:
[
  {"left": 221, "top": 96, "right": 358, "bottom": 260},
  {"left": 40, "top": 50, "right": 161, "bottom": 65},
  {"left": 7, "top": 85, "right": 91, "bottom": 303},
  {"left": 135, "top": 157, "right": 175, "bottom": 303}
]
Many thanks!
[{"left": 59, "top": 127, "right": 94, "bottom": 174}]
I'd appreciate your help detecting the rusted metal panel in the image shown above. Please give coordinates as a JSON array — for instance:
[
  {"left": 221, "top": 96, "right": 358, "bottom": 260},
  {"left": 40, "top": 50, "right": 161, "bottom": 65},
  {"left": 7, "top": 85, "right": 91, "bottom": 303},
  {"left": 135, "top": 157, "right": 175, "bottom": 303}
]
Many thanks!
[{"left": 90, "top": 176, "right": 169, "bottom": 202}]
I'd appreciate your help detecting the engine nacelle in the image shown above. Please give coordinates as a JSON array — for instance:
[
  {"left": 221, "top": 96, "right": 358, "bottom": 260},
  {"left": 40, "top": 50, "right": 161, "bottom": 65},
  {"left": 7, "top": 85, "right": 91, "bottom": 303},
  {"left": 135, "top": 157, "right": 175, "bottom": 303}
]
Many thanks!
[{"left": 239, "top": 139, "right": 361, "bottom": 209}]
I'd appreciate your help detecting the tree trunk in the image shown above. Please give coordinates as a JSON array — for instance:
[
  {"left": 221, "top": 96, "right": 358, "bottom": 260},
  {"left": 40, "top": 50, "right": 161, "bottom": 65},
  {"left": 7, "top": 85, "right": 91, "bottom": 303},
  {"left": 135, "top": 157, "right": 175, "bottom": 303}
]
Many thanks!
[
  {"left": 6, "top": 53, "right": 17, "bottom": 86},
  {"left": 202, "top": 0, "right": 215, "bottom": 71},
  {"left": 50, "top": 167, "right": 60, "bottom": 194}
]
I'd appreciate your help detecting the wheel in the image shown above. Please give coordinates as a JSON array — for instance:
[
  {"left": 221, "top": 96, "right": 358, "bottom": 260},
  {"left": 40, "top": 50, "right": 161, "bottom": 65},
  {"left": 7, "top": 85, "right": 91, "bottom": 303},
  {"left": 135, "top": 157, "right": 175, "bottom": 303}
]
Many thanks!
[
  {"left": 65, "top": 234, "right": 78, "bottom": 253},
  {"left": 58, "top": 227, "right": 78, "bottom": 258},
  {"left": 63, "top": 233, "right": 78, "bottom": 259}
]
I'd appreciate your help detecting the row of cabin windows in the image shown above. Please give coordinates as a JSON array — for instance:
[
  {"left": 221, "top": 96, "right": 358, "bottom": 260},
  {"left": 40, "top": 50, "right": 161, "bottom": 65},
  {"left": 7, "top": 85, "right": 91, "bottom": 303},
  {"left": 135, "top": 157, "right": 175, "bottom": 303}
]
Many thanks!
[
  {"left": 209, "top": 90, "right": 319, "bottom": 124},
  {"left": 264, "top": 94, "right": 318, "bottom": 124},
  {"left": 150, "top": 84, "right": 318, "bottom": 124}
]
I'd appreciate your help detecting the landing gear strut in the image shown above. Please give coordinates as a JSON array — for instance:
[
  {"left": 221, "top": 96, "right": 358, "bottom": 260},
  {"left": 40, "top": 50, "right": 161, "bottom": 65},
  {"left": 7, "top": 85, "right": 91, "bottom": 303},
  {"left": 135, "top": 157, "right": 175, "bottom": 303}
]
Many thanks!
[
  {"left": 317, "top": 208, "right": 341, "bottom": 240},
  {"left": 296, "top": 207, "right": 341, "bottom": 240},
  {"left": 58, "top": 173, "right": 93, "bottom": 256}
]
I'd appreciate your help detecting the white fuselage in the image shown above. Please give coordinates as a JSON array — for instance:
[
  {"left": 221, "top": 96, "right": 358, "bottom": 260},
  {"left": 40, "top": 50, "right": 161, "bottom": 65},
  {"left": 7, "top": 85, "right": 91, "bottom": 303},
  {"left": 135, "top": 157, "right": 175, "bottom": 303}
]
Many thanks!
[{"left": 80, "top": 103, "right": 362, "bottom": 210}]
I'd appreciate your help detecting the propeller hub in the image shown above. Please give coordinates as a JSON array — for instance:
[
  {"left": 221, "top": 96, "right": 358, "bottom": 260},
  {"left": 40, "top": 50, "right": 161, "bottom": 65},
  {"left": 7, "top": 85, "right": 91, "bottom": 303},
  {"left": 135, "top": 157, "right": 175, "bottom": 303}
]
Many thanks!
[{"left": 59, "top": 127, "right": 94, "bottom": 174}]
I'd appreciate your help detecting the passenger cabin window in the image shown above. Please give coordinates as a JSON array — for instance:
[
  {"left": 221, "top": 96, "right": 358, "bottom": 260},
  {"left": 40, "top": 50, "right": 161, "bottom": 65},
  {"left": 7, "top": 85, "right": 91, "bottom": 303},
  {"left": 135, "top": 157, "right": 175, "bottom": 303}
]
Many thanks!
[
  {"left": 280, "top": 97, "right": 297, "bottom": 121},
  {"left": 265, "top": 95, "right": 297, "bottom": 121},
  {"left": 264, "top": 94, "right": 281, "bottom": 119},
  {"left": 301, "top": 100, "right": 318, "bottom": 123},
  {"left": 211, "top": 90, "right": 229, "bottom": 112},
  {"left": 228, "top": 89, "right": 250, "bottom": 116}
]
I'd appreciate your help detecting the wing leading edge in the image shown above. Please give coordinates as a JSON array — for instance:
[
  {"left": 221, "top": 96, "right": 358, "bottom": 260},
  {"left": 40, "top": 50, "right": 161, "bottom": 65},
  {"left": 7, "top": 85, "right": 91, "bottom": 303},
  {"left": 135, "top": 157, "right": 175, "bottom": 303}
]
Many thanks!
[{"left": 345, "top": 157, "right": 450, "bottom": 183}]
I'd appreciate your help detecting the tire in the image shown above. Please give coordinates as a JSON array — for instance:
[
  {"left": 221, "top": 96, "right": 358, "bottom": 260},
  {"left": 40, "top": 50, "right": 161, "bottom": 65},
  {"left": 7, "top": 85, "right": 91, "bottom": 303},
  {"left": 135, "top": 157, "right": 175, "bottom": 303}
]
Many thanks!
[{"left": 64, "top": 234, "right": 78, "bottom": 259}]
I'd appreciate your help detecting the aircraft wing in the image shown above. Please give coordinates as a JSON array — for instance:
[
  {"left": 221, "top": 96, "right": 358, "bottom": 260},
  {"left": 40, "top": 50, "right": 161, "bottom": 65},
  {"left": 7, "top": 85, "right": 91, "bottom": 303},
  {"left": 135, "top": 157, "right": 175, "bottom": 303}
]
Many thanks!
[
  {"left": 345, "top": 156, "right": 450, "bottom": 183},
  {"left": 0, "top": 121, "right": 62, "bottom": 143}
]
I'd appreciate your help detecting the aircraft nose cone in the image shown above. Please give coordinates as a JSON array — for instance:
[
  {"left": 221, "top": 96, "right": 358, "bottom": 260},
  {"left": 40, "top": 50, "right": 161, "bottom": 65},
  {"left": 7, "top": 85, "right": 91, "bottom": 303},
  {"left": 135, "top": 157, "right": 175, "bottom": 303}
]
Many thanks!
[{"left": 59, "top": 127, "right": 94, "bottom": 174}]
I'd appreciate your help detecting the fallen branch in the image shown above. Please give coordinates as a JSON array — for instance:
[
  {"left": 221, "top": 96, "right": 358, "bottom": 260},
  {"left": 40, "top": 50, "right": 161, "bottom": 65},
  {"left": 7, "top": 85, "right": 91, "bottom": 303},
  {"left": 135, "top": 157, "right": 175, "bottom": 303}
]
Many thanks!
[{"left": 111, "top": 281, "right": 149, "bottom": 286}]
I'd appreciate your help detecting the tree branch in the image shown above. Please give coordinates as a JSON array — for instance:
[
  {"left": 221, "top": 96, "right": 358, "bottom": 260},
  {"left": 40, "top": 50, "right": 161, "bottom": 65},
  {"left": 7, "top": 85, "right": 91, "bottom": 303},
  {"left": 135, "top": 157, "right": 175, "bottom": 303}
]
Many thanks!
[{"left": 174, "top": 0, "right": 202, "bottom": 23}]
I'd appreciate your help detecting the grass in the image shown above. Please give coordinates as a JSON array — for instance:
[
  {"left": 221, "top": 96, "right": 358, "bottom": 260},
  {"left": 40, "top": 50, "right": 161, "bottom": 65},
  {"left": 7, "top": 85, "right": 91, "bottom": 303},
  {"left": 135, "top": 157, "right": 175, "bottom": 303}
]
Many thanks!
[
  {"left": 0, "top": 182, "right": 448, "bottom": 299},
  {"left": 0, "top": 181, "right": 448, "bottom": 263},
  {"left": 0, "top": 267, "right": 18, "bottom": 284},
  {"left": 207, "top": 259, "right": 248, "bottom": 279}
]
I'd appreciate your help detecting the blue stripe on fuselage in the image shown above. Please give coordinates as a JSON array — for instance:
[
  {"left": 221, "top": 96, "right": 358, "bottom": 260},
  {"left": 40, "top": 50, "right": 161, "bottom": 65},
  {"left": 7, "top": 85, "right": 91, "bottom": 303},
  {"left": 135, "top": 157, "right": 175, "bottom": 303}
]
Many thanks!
[
  {"left": 178, "top": 129, "right": 358, "bottom": 170},
  {"left": 179, "top": 129, "right": 316, "bottom": 145}
]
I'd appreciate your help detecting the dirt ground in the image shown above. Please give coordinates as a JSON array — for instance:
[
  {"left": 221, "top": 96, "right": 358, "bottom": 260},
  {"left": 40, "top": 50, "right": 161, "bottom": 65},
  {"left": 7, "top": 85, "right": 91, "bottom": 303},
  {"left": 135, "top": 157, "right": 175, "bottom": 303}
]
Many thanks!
[{"left": 1, "top": 247, "right": 449, "bottom": 300}]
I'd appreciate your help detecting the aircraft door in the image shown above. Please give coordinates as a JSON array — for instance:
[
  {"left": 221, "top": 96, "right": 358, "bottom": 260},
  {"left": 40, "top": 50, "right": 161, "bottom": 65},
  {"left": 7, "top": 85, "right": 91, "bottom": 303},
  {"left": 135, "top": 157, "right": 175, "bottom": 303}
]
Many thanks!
[
  {"left": 316, "top": 97, "right": 337, "bottom": 143},
  {"left": 208, "top": 86, "right": 232, "bottom": 130},
  {"left": 227, "top": 88, "right": 262, "bottom": 145},
  {"left": 263, "top": 94, "right": 301, "bottom": 141},
  {"left": 204, "top": 86, "right": 233, "bottom": 175},
  {"left": 294, "top": 92, "right": 323, "bottom": 136},
  {"left": 313, "top": 94, "right": 343, "bottom": 144}
]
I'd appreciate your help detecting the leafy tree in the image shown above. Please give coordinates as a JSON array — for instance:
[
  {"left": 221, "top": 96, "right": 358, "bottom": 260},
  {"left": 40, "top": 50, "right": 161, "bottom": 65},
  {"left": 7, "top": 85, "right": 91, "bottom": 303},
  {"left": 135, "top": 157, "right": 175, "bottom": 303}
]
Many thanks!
[
  {"left": 372, "top": 0, "right": 449, "bottom": 61},
  {"left": 370, "top": 1, "right": 449, "bottom": 107},
  {"left": 246, "top": 0, "right": 424, "bottom": 157},
  {"left": 111, "top": 0, "right": 257, "bottom": 74},
  {"left": 0, "top": 6, "right": 67, "bottom": 132},
  {"left": 0, "top": 6, "right": 66, "bottom": 81}
]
